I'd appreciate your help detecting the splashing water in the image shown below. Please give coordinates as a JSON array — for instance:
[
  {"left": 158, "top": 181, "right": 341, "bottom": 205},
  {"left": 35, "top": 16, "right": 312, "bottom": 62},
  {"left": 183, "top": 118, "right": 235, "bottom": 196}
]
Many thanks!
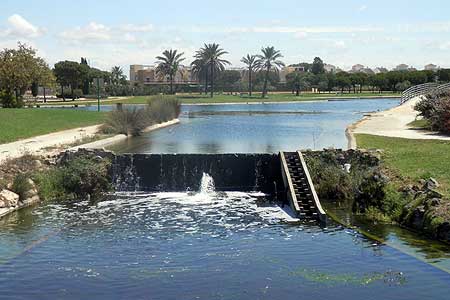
[{"left": 199, "top": 173, "right": 215, "bottom": 194}]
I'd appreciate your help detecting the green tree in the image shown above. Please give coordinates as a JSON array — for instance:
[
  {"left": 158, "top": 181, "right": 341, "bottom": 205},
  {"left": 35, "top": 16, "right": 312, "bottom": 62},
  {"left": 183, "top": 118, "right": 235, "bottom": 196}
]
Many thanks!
[
  {"left": 216, "top": 70, "right": 241, "bottom": 91},
  {"left": 240, "top": 54, "right": 260, "bottom": 96},
  {"left": 110, "top": 66, "right": 126, "bottom": 85},
  {"left": 191, "top": 54, "right": 208, "bottom": 95},
  {"left": 257, "top": 46, "right": 285, "bottom": 98},
  {"left": 155, "top": 50, "right": 185, "bottom": 94},
  {"left": 197, "top": 43, "right": 230, "bottom": 98},
  {"left": 336, "top": 72, "right": 351, "bottom": 93},
  {"left": 53, "top": 60, "right": 89, "bottom": 100},
  {"left": 0, "top": 43, "right": 54, "bottom": 107},
  {"left": 311, "top": 57, "right": 325, "bottom": 75},
  {"left": 286, "top": 72, "right": 302, "bottom": 96},
  {"left": 81, "top": 57, "right": 90, "bottom": 95}
]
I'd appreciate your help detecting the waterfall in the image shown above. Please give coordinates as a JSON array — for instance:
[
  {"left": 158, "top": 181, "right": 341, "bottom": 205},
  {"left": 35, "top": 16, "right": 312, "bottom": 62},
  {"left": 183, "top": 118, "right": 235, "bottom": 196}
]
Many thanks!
[{"left": 199, "top": 173, "right": 215, "bottom": 194}]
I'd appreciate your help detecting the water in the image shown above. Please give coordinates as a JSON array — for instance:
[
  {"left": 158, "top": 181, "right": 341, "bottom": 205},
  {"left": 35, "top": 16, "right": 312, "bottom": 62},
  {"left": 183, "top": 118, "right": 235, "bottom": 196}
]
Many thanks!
[
  {"left": 108, "top": 99, "right": 399, "bottom": 153},
  {"left": 0, "top": 186, "right": 449, "bottom": 299}
]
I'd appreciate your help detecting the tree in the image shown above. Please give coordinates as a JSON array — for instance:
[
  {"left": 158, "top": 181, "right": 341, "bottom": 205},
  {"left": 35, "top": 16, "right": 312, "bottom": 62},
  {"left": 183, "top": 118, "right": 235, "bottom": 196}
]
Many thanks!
[
  {"left": 311, "top": 57, "right": 325, "bottom": 75},
  {"left": 155, "top": 50, "right": 185, "bottom": 94},
  {"left": 336, "top": 72, "right": 351, "bottom": 93},
  {"left": 53, "top": 60, "right": 89, "bottom": 100},
  {"left": 286, "top": 72, "right": 302, "bottom": 96},
  {"left": 191, "top": 54, "right": 208, "bottom": 95},
  {"left": 81, "top": 57, "right": 90, "bottom": 95},
  {"left": 257, "top": 46, "right": 285, "bottom": 98},
  {"left": 0, "top": 43, "right": 54, "bottom": 107},
  {"left": 216, "top": 70, "right": 241, "bottom": 91},
  {"left": 197, "top": 43, "right": 230, "bottom": 98},
  {"left": 111, "top": 66, "right": 126, "bottom": 85},
  {"left": 240, "top": 54, "right": 260, "bottom": 96}
]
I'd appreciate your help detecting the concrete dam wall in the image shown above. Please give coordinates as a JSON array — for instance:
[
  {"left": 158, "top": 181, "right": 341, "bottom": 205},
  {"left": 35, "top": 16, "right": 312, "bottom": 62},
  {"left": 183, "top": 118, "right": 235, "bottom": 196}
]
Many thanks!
[{"left": 111, "top": 153, "right": 284, "bottom": 194}]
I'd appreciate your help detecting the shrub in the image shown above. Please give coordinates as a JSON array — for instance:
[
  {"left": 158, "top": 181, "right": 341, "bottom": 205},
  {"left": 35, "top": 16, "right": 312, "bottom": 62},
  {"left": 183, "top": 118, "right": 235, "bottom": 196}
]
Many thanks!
[
  {"left": 102, "top": 107, "right": 148, "bottom": 136},
  {"left": 0, "top": 90, "right": 24, "bottom": 108},
  {"left": 11, "top": 173, "right": 32, "bottom": 200},
  {"left": 415, "top": 92, "right": 450, "bottom": 133},
  {"left": 102, "top": 95, "right": 181, "bottom": 136},
  {"left": 33, "top": 156, "right": 112, "bottom": 201}
]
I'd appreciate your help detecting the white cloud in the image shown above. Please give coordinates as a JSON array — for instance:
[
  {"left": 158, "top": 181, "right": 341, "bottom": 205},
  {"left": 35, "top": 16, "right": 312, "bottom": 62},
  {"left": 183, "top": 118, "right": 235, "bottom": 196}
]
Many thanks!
[
  {"left": 333, "top": 40, "right": 347, "bottom": 49},
  {"left": 213, "top": 25, "right": 384, "bottom": 34},
  {"left": 358, "top": 5, "right": 368, "bottom": 12},
  {"left": 294, "top": 31, "right": 308, "bottom": 39},
  {"left": 59, "top": 22, "right": 154, "bottom": 44},
  {"left": 0, "top": 14, "right": 43, "bottom": 38}
]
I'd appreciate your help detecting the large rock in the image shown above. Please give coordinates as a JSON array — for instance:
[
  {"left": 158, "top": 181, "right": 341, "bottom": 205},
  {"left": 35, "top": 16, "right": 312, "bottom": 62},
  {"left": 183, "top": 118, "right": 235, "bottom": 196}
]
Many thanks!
[
  {"left": 424, "top": 178, "right": 439, "bottom": 190},
  {"left": 22, "top": 179, "right": 40, "bottom": 205},
  {"left": 0, "top": 189, "right": 20, "bottom": 208}
]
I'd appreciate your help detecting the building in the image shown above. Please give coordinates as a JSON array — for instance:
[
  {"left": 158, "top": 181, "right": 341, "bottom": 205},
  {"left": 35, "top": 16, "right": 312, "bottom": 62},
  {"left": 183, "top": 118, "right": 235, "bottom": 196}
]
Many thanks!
[
  {"left": 130, "top": 64, "right": 195, "bottom": 85},
  {"left": 373, "top": 67, "right": 388, "bottom": 74},
  {"left": 324, "top": 64, "right": 337, "bottom": 73},
  {"left": 351, "top": 64, "right": 365, "bottom": 73},
  {"left": 424, "top": 64, "right": 439, "bottom": 71},
  {"left": 393, "top": 64, "right": 409, "bottom": 71},
  {"left": 279, "top": 66, "right": 306, "bottom": 82}
]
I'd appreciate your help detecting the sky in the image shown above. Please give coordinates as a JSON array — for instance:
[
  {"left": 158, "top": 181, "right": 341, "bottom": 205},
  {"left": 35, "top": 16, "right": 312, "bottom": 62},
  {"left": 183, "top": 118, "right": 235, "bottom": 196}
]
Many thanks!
[{"left": 1, "top": 0, "right": 450, "bottom": 77}]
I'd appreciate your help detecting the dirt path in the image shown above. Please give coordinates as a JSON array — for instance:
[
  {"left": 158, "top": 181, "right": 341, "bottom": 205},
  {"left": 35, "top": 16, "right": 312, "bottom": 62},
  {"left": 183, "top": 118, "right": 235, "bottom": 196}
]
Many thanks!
[
  {"left": 0, "top": 125, "right": 102, "bottom": 163},
  {"left": 347, "top": 96, "right": 450, "bottom": 148}
]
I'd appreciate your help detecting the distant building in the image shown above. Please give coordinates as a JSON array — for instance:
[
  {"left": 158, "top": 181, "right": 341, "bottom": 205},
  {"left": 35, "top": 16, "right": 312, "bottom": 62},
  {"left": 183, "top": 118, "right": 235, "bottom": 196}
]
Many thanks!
[
  {"left": 373, "top": 67, "right": 388, "bottom": 74},
  {"left": 424, "top": 64, "right": 439, "bottom": 71},
  {"left": 324, "top": 64, "right": 337, "bottom": 73},
  {"left": 361, "top": 68, "right": 375, "bottom": 75},
  {"left": 130, "top": 64, "right": 195, "bottom": 85},
  {"left": 393, "top": 64, "right": 409, "bottom": 71},
  {"left": 351, "top": 64, "right": 365, "bottom": 72},
  {"left": 279, "top": 66, "right": 306, "bottom": 82}
]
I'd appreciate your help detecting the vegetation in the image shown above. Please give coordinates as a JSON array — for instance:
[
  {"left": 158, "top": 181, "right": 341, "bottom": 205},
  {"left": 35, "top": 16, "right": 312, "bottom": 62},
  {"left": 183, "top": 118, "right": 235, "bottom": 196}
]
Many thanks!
[
  {"left": 155, "top": 50, "right": 185, "bottom": 94},
  {"left": 33, "top": 155, "right": 112, "bottom": 201},
  {"left": 241, "top": 54, "right": 260, "bottom": 96},
  {"left": 356, "top": 134, "right": 450, "bottom": 192},
  {"left": 415, "top": 92, "right": 450, "bottom": 134},
  {"left": 257, "top": 46, "right": 285, "bottom": 98},
  {"left": 0, "top": 109, "right": 106, "bottom": 144},
  {"left": 0, "top": 43, "right": 55, "bottom": 108},
  {"left": 102, "top": 95, "right": 181, "bottom": 135}
]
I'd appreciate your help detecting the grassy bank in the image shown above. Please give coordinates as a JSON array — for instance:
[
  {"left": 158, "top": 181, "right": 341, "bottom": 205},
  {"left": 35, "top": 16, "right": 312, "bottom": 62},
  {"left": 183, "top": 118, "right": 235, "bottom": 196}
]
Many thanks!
[
  {"left": 0, "top": 109, "right": 106, "bottom": 144},
  {"left": 356, "top": 134, "right": 450, "bottom": 194},
  {"left": 41, "top": 92, "right": 400, "bottom": 106}
]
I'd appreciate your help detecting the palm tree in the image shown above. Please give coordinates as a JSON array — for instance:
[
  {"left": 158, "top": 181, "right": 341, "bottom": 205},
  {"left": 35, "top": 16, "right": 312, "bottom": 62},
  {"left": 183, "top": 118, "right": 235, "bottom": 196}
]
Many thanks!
[
  {"left": 155, "top": 49, "right": 185, "bottom": 94},
  {"left": 198, "top": 43, "right": 230, "bottom": 98},
  {"left": 111, "top": 66, "right": 125, "bottom": 85},
  {"left": 257, "top": 46, "right": 285, "bottom": 98},
  {"left": 191, "top": 53, "right": 208, "bottom": 95},
  {"left": 240, "top": 54, "right": 260, "bottom": 97}
]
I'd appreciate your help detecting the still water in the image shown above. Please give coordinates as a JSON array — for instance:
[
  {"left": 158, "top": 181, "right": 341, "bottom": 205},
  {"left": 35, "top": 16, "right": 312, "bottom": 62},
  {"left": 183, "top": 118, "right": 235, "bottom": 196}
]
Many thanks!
[
  {"left": 108, "top": 99, "right": 398, "bottom": 153},
  {"left": 0, "top": 183, "right": 449, "bottom": 299}
]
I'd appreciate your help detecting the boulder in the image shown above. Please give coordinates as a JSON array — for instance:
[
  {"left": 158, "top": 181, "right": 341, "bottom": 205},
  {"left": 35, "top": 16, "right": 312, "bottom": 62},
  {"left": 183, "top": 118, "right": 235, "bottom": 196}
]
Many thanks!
[
  {"left": 0, "top": 189, "right": 20, "bottom": 208},
  {"left": 424, "top": 178, "right": 439, "bottom": 190},
  {"left": 22, "top": 179, "right": 40, "bottom": 205}
]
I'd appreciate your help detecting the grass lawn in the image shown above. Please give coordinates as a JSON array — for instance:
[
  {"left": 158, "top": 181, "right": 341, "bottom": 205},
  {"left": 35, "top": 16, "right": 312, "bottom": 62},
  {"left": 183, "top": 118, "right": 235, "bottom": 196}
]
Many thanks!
[
  {"left": 356, "top": 134, "right": 450, "bottom": 193},
  {"left": 0, "top": 109, "right": 106, "bottom": 144},
  {"left": 408, "top": 119, "right": 430, "bottom": 129},
  {"left": 42, "top": 91, "right": 400, "bottom": 106}
]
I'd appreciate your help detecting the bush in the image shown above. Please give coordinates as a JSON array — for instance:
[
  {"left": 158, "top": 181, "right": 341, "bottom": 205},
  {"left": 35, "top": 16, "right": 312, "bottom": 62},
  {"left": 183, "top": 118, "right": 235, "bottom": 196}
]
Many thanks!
[
  {"left": 11, "top": 173, "right": 32, "bottom": 200},
  {"left": 102, "top": 95, "right": 181, "bottom": 136},
  {"left": 415, "top": 92, "right": 450, "bottom": 133},
  {"left": 33, "top": 156, "right": 112, "bottom": 201},
  {"left": 0, "top": 90, "right": 24, "bottom": 108}
]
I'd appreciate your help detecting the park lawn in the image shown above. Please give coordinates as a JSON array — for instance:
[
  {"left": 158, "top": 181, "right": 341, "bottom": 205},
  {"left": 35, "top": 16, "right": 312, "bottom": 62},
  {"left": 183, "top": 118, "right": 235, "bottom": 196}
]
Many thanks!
[
  {"left": 0, "top": 109, "right": 106, "bottom": 144},
  {"left": 356, "top": 134, "right": 450, "bottom": 194},
  {"left": 408, "top": 119, "right": 430, "bottom": 129},
  {"left": 44, "top": 91, "right": 400, "bottom": 106}
]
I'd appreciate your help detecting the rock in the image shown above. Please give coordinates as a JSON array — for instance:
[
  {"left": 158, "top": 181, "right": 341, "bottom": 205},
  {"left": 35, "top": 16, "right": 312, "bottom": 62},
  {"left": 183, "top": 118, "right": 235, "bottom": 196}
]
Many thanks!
[
  {"left": 424, "top": 198, "right": 441, "bottom": 210},
  {"left": 425, "top": 189, "right": 444, "bottom": 199},
  {"left": 411, "top": 205, "right": 426, "bottom": 229},
  {"left": 0, "top": 189, "right": 20, "bottom": 208},
  {"left": 22, "top": 179, "right": 39, "bottom": 203},
  {"left": 437, "top": 222, "right": 450, "bottom": 242},
  {"left": 424, "top": 178, "right": 439, "bottom": 190}
]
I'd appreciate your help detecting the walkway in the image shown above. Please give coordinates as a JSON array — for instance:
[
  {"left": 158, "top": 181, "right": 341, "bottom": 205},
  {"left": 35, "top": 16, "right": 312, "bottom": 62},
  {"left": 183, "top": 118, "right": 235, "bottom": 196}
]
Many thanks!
[{"left": 348, "top": 96, "right": 450, "bottom": 148}]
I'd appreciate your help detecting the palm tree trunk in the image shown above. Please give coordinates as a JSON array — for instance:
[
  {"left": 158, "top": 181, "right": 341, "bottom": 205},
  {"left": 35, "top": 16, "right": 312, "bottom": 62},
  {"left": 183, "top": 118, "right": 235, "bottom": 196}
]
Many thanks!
[
  {"left": 170, "top": 74, "right": 173, "bottom": 94},
  {"left": 262, "top": 67, "right": 270, "bottom": 98},
  {"left": 210, "top": 63, "right": 214, "bottom": 98},
  {"left": 249, "top": 68, "right": 252, "bottom": 97},
  {"left": 204, "top": 69, "right": 208, "bottom": 95}
]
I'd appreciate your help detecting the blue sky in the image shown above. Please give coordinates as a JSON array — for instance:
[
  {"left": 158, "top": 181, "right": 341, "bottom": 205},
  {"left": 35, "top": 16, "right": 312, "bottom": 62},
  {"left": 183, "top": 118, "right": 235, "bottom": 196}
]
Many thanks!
[{"left": 2, "top": 0, "right": 450, "bottom": 76}]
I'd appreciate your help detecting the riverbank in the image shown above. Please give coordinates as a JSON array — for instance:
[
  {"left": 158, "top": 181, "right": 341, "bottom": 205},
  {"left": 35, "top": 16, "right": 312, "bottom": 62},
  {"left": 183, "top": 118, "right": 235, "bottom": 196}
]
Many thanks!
[{"left": 37, "top": 93, "right": 400, "bottom": 107}]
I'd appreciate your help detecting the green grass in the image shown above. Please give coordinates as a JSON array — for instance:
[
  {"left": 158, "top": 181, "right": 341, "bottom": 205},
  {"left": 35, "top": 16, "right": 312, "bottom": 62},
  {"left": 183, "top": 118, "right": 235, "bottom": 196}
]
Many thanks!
[
  {"left": 356, "top": 134, "right": 450, "bottom": 193},
  {"left": 0, "top": 109, "right": 106, "bottom": 144},
  {"left": 408, "top": 119, "right": 430, "bottom": 129},
  {"left": 42, "top": 92, "right": 400, "bottom": 106}
]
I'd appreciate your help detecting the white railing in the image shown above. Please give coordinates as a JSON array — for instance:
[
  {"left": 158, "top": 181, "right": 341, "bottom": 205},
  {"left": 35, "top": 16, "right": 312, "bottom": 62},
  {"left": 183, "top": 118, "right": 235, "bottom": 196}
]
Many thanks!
[{"left": 401, "top": 83, "right": 440, "bottom": 104}]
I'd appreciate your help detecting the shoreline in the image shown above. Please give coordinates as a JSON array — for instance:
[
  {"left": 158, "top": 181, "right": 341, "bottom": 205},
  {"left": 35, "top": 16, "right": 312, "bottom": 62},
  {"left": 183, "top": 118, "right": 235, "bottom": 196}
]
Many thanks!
[{"left": 347, "top": 96, "right": 450, "bottom": 149}]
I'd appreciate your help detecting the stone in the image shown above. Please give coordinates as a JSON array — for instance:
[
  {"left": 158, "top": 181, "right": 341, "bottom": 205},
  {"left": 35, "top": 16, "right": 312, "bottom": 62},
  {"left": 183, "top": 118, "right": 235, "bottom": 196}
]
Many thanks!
[
  {"left": 411, "top": 205, "right": 426, "bottom": 229},
  {"left": 424, "top": 177, "right": 439, "bottom": 190},
  {"left": 437, "top": 222, "right": 450, "bottom": 242},
  {"left": 424, "top": 198, "right": 441, "bottom": 210},
  {"left": 22, "top": 179, "right": 39, "bottom": 203},
  {"left": 0, "top": 189, "right": 20, "bottom": 208}
]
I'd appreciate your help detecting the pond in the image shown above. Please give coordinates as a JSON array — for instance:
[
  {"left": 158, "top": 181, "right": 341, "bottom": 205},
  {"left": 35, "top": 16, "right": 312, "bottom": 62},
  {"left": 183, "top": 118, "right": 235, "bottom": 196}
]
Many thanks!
[
  {"left": 0, "top": 184, "right": 449, "bottom": 299},
  {"left": 107, "top": 99, "right": 399, "bottom": 153}
]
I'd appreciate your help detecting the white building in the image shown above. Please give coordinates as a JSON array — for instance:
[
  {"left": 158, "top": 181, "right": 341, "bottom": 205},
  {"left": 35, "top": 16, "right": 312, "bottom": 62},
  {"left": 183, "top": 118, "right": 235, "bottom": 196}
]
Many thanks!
[
  {"left": 393, "top": 64, "right": 409, "bottom": 71},
  {"left": 424, "top": 64, "right": 439, "bottom": 71}
]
